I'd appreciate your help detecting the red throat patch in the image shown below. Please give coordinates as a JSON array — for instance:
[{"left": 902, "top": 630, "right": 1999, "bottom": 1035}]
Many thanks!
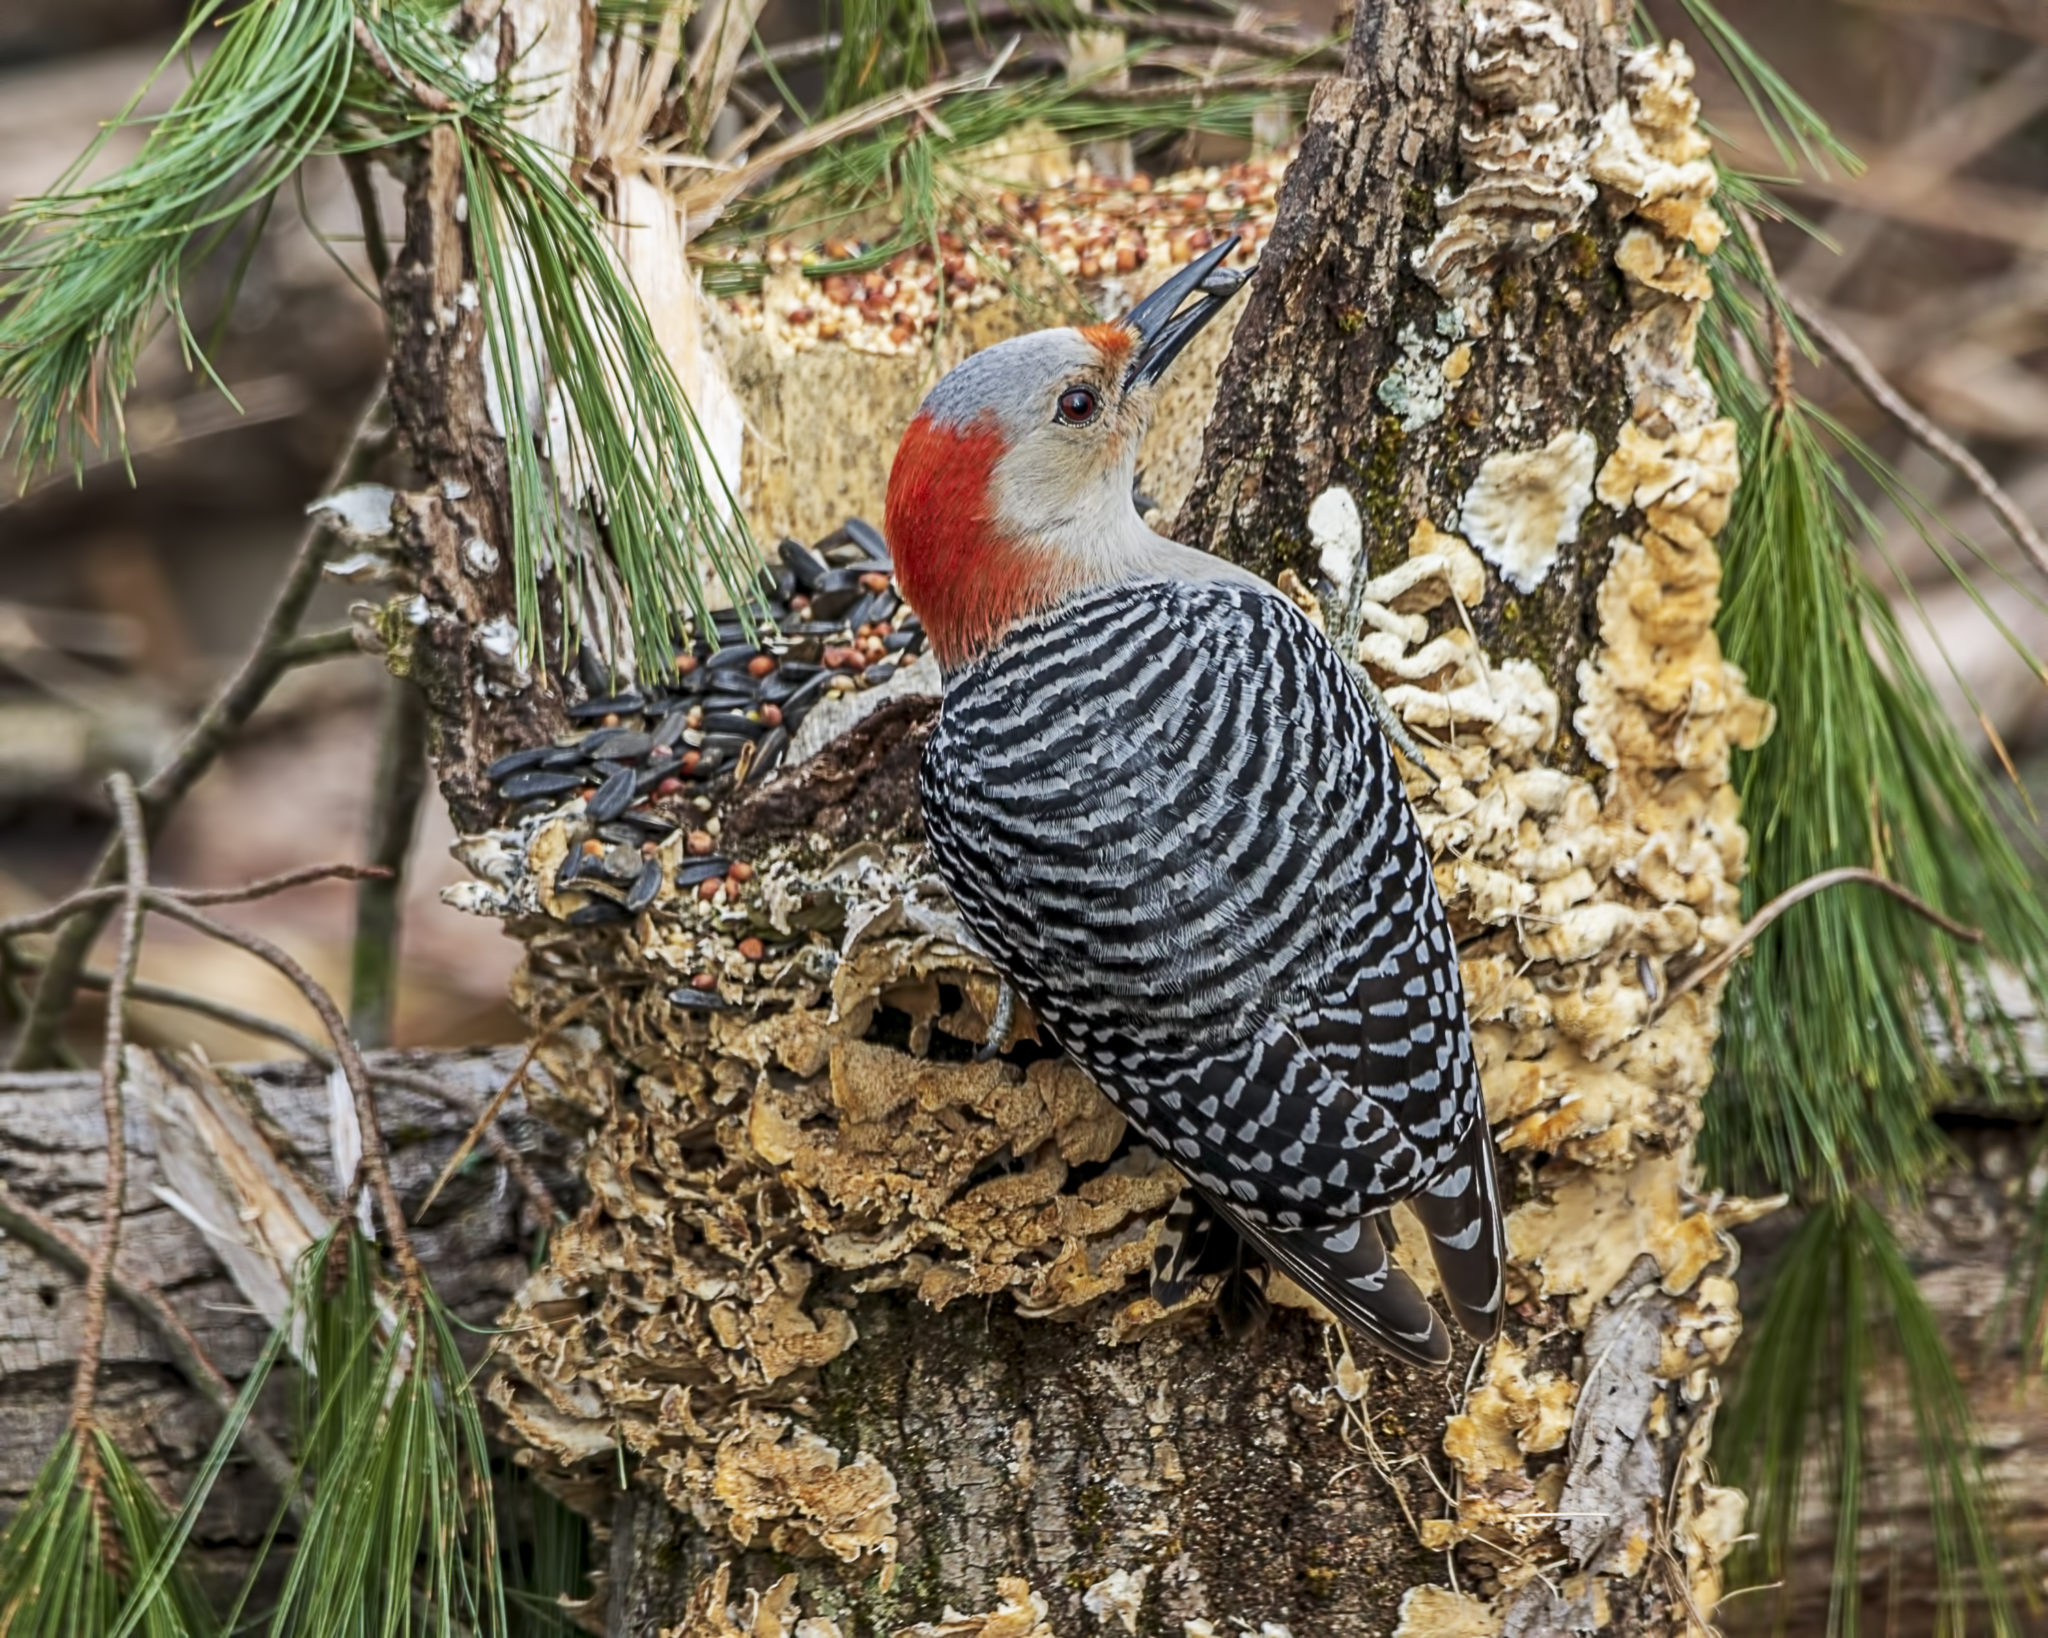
[{"left": 886, "top": 413, "right": 1067, "bottom": 668}]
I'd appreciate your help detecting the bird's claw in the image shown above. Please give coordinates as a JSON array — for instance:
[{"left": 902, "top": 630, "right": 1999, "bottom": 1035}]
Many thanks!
[{"left": 975, "top": 977, "right": 1019, "bottom": 1062}]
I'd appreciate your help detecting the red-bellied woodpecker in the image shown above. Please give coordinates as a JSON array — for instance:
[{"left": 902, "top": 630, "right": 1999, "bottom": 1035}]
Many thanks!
[{"left": 885, "top": 240, "right": 1504, "bottom": 1366}]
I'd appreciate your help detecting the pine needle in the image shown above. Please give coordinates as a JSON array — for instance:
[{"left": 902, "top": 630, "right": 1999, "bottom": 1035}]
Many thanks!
[
  {"left": 0, "top": 1428, "right": 217, "bottom": 1638},
  {"left": 0, "top": 0, "right": 358, "bottom": 479},
  {"left": 1722, "top": 1199, "right": 2016, "bottom": 1638}
]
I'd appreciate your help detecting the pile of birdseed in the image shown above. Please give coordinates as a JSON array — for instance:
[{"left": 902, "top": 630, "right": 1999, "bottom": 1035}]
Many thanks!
[
  {"left": 715, "top": 152, "right": 1288, "bottom": 357},
  {"left": 480, "top": 517, "right": 918, "bottom": 930}
]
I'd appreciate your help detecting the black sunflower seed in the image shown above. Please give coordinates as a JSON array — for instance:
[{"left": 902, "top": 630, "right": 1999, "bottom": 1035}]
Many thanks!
[
  {"left": 648, "top": 709, "right": 692, "bottom": 747},
  {"left": 863, "top": 661, "right": 896, "bottom": 685},
  {"left": 701, "top": 711, "right": 760, "bottom": 735},
  {"left": 780, "top": 536, "right": 830, "bottom": 589},
  {"left": 667, "top": 987, "right": 728, "bottom": 1011},
  {"left": 625, "top": 857, "right": 663, "bottom": 913},
  {"left": 633, "top": 760, "right": 680, "bottom": 794},
  {"left": 772, "top": 672, "right": 832, "bottom": 715},
  {"left": 569, "top": 692, "right": 643, "bottom": 722},
  {"left": 845, "top": 517, "right": 888, "bottom": 560},
  {"left": 849, "top": 591, "right": 898, "bottom": 628},
  {"left": 882, "top": 629, "right": 920, "bottom": 653},
  {"left": 748, "top": 726, "right": 788, "bottom": 781},
  {"left": 618, "top": 811, "right": 678, "bottom": 837},
  {"left": 589, "top": 759, "right": 636, "bottom": 781},
  {"left": 541, "top": 743, "right": 590, "bottom": 769},
  {"left": 499, "top": 768, "right": 587, "bottom": 801},
  {"left": 774, "top": 568, "right": 799, "bottom": 603},
  {"left": 596, "top": 823, "right": 644, "bottom": 846},
  {"left": 702, "top": 690, "right": 757, "bottom": 714},
  {"left": 705, "top": 644, "right": 763, "bottom": 673},
  {"left": 701, "top": 732, "right": 757, "bottom": 757},
  {"left": 555, "top": 850, "right": 591, "bottom": 888},
  {"left": 567, "top": 900, "right": 631, "bottom": 927},
  {"left": 675, "top": 856, "right": 730, "bottom": 886},
  {"left": 576, "top": 642, "right": 610, "bottom": 696},
  {"left": 587, "top": 766, "right": 638, "bottom": 823},
  {"left": 486, "top": 746, "right": 551, "bottom": 781},
  {"left": 807, "top": 569, "right": 867, "bottom": 622},
  {"left": 595, "top": 731, "right": 654, "bottom": 761}
]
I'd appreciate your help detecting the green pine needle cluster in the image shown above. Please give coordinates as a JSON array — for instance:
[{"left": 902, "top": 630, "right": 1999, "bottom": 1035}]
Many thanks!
[
  {"left": 0, "top": 0, "right": 358, "bottom": 477},
  {"left": 0, "top": 1428, "right": 215, "bottom": 1638},
  {"left": 1669, "top": 11, "right": 2048, "bottom": 1627},
  {"left": 1, "top": 1230, "right": 515, "bottom": 1638}
]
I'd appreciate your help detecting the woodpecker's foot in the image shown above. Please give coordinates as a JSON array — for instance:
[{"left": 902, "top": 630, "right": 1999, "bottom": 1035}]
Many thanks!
[
  {"left": 975, "top": 977, "right": 1019, "bottom": 1062},
  {"left": 1348, "top": 659, "right": 1441, "bottom": 788}
]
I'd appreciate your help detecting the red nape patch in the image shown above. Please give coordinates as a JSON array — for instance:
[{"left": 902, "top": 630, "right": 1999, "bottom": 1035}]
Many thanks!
[
  {"left": 1080, "top": 321, "right": 1136, "bottom": 363},
  {"left": 886, "top": 414, "right": 1066, "bottom": 669}
]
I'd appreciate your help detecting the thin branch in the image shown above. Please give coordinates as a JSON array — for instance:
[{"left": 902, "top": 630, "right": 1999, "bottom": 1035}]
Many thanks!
[
  {"left": 350, "top": 681, "right": 430, "bottom": 1049},
  {"left": 1735, "top": 206, "right": 1796, "bottom": 411},
  {"left": 9, "top": 388, "right": 386, "bottom": 1071},
  {"left": 374, "top": 1067, "right": 563, "bottom": 1226},
  {"left": 48, "top": 959, "right": 331, "bottom": 1060},
  {"left": 340, "top": 149, "right": 391, "bottom": 286},
  {"left": 735, "top": 4, "right": 1341, "bottom": 81},
  {"left": 68, "top": 774, "right": 148, "bottom": 1474},
  {"left": 1664, "top": 867, "right": 1984, "bottom": 1009},
  {"left": 0, "top": 1178, "right": 301, "bottom": 1508},
  {"left": 140, "top": 891, "right": 427, "bottom": 1297},
  {"left": 0, "top": 862, "right": 391, "bottom": 945},
  {"left": 416, "top": 993, "right": 603, "bottom": 1220},
  {"left": 1781, "top": 285, "right": 2048, "bottom": 586},
  {"left": 1066, "top": 67, "right": 1326, "bottom": 104},
  {"left": 275, "top": 626, "right": 366, "bottom": 666}
]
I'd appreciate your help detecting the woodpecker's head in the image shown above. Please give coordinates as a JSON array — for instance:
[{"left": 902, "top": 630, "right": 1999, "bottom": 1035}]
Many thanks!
[{"left": 887, "top": 238, "right": 1249, "bottom": 668}]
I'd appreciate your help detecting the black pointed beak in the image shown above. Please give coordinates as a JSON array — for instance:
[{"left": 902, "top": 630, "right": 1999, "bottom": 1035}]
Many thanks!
[{"left": 1121, "top": 235, "right": 1251, "bottom": 389}]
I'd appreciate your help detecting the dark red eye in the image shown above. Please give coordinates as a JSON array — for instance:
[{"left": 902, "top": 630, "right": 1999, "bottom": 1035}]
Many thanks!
[{"left": 1056, "top": 386, "right": 1099, "bottom": 425}]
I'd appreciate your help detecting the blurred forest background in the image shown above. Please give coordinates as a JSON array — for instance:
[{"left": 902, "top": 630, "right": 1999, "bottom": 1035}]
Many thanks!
[{"left": 1, "top": 0, "right": 2044, "bottom": 1066}]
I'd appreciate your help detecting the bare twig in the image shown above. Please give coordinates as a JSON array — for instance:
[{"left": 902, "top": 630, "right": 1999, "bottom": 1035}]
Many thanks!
[
  {"left": 1781, "top": 286, "right": 2048, "bottom": 585},
  {"left": 9, "top": 389, "right": 386, "bottom": 1071},
  {"left": 0, "top": 863, "right": 391, "bottom": 945},
  {"left": 349, "top": 682, "right": 430, "bottom": 1049},
  {"left": 340, "top": 149, "right": 391, "bottom": 286},
  {"left": 1735, "top": 207, "right": 1796, "bottom": 411},
  {"left": 416, "top": 993, "right": 602, "bottom": 1220},
  {"left": 141, "top": 892, "right": 427, "bottom": 1296},
  {"left": 735, "top": 4, "right": 1341, "bottom": 81},
  {"left": 67, "top": 775, "right": 148, "bottom": 1481},
  {"left": 374, "top": 1067, "right": 563, "bottom": 1225},
  {"left": 1663, "top": 866, "right": 1984, "bottom": 1010},
  {"left": 48, "top": 959, "right": 332, "bottom": 1060},
  {"left": 1065, "top": 67, "right": 1326, "bottom": 104},
  {"left": 0, "top": 1178, "right": 301, "bottom": 1507},
  {"left": 275, "top": 626, "right": 366, "bottom": 666}
]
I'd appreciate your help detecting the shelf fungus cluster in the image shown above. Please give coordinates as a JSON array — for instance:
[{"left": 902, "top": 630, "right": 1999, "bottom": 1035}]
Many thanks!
[
  {"left": 463, "top": 734, "right": 1214, "bottom": 1571},
  {"left": 1370, "top": 35, "right": 1772, "bottom": 1638}
]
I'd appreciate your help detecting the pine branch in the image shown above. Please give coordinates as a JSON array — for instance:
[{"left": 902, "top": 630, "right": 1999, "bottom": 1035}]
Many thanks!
[{"left": 66, "top": 775, "right": 149, "bottom": 1481}]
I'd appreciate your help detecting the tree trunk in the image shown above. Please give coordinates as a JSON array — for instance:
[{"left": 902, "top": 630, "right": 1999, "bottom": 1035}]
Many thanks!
[{"left": 369, "top": 1, "right": 1775, "bottom": 1634}]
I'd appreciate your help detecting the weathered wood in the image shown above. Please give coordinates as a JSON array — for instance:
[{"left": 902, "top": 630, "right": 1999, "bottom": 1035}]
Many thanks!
[{"left": 0, "top": 1049, "right": 575, "bottom": 1597}]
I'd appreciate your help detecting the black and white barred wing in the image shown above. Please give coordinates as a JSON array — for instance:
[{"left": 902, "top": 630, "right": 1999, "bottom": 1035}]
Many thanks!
[{"left": 921, "top": 578, "right": 1503, "bottom": 1362}]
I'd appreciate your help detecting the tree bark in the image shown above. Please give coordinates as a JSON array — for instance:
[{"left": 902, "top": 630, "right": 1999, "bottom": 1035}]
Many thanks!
[
  {"left": 0, "top": 1048, "right": 575, "bottom": 1602},
  {"left": 365, "top": 1, "right": 1775, "bottom": 1634}
]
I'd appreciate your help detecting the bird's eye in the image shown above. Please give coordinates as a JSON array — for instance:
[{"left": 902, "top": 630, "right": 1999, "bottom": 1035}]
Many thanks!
[{"left": 1055, "top": 386, "right": 1099, "bottom": 425}]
